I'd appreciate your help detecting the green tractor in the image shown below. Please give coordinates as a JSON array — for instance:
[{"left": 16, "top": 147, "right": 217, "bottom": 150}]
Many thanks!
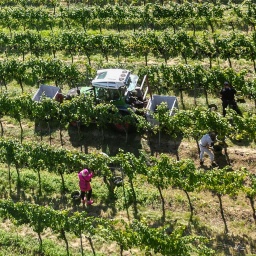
[
  {"left": 33, "top": 68, "right": 178, "bottom": 132},
  {"left": 67, "top": 69, "right": 148, "bottom": 111},
  {"left": 66, "top": 68, "right": 149, "bottom": 131}
]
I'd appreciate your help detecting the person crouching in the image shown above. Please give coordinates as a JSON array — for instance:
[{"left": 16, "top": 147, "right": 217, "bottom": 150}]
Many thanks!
[{"left": 199, "top": 132, "right": 218, "bottom": 167}]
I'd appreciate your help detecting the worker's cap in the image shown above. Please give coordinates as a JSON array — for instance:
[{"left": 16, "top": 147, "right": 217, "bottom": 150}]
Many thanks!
[{"left": 224, "top": 81, "right": 229, "bottom": 85}]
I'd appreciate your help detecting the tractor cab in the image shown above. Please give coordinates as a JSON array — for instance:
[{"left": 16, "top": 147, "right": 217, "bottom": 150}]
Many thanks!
[
  {"left": 66, "top": 68, "right": 148, "bottom": 111},
  {"left": 91, "top": 69, "right": 146, "bottom": 109}
]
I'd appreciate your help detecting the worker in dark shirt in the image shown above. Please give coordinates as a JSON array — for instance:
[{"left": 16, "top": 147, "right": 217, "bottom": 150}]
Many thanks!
[{"left": 220, "top": 81, "right": 242, "bottom": 117}]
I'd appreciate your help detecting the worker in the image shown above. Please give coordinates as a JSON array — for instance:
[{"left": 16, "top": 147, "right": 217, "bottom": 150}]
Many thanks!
[
  {"left": 219, "top": 81, "right": 242, "bottom": 117},
  {"left": 78, "top": 168, "right": 94, "bottom": 205},
  {"left": 199, "top": 132, "right": 218, "bottom": 167}
]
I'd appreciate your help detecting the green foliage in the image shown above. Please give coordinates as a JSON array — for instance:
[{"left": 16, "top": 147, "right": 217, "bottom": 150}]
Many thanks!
[
  {"left": 0, "top": 228, "right": 75, "bottom": 256},
  {"left": 202, "top": 166, "right": 248, "bottom": 196},
  {"left": 0, "top": 0, "right": 255, "bottom": 255}
]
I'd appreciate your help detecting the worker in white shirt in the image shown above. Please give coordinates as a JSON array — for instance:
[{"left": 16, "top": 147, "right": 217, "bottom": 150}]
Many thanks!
[{"left": 199, "top": 132, "right": 218, "bottom": 167}]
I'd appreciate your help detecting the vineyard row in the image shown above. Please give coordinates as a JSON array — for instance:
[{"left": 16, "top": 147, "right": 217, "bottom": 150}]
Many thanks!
[
  {"left": 1, "top": 29, "right": 256, "bottom": 70},
  {"left": 1, "top": 59, "right": 256, "bottom": 102},
  {"left": 0, "top": 138, "right": 255, "bottom": 237},
  {"left": 0, "top": 2, "right": 255, "bottom": 33},
  {"left": 0, "top": 199, "right": 214, "bottom": 256},
  {"left": 0, "top": 91, "right": 256, "bottom": 143},
  {"left": 0, "top": 0, "right": 248, "bottom": 7}
]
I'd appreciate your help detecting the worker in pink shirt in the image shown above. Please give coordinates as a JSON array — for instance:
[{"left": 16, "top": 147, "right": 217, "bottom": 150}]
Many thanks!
[{"left": 78, "top": 168, "right": 94, "bottom": 205}]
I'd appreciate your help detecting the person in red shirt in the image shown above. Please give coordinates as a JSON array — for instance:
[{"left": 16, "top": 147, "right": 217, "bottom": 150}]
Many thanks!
[{"left": 78, "top": 168, "right": 94, "bottom": 205}]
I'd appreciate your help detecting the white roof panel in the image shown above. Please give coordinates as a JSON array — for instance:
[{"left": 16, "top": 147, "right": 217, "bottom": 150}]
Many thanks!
[{"left": 92, "top": 69, "right": 131, "bottom": 89}]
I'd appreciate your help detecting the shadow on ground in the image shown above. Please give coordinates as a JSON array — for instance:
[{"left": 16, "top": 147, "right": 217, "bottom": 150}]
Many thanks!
[{"left": 67, "top": 123, "right": 144, "bottom": 156}]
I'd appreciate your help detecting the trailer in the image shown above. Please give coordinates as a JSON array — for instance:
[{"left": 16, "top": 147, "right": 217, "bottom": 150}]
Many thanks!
[
  {"left": 32, "top": 84, "right": 61, "bottom": 102},
  {"left": 146, "top": 95, "right": 179, "bottom": 125}
]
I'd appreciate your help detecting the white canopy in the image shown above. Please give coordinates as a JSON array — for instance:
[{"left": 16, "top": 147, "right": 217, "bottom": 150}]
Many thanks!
[{"left": 92, "top": 69, "right": 131, "bottom": 89}]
